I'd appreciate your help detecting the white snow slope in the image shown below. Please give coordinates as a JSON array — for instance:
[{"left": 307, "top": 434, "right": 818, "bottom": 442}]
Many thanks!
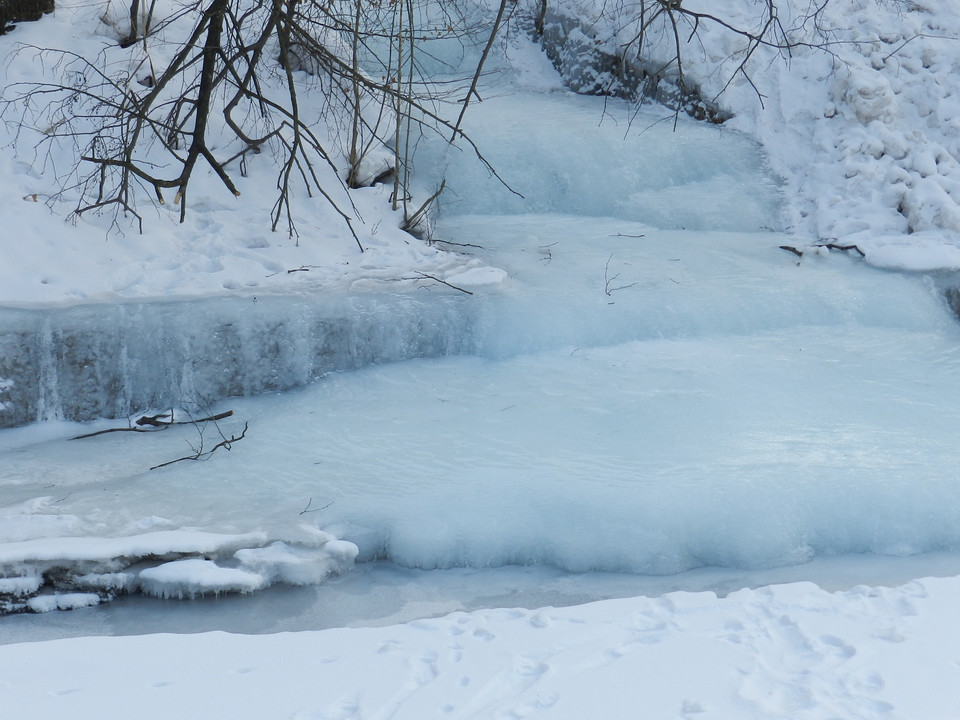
[
  {"left": 561, "top": 0, "right": 960, "bottom": 268},
  {"left": 3, "top": 577, "right": 960, "bottom": 718}
]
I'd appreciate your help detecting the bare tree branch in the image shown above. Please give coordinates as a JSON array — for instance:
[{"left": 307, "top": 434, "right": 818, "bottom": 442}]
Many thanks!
[{"left": 150, "top": 421, "right": 248, "bottom": 470}]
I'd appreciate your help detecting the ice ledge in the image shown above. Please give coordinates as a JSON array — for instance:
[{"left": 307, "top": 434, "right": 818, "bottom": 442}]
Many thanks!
[
  {"left": 0, "top": 289, "right": 481, "bottom": 429},
  {"left": 0, "top": 529, "right": 269, "bottom": 565},
  {"left": 0, "top": 528, "right": 358, "bottom": 614}
]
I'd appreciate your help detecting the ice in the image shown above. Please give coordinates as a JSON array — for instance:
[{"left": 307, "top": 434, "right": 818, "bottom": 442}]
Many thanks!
[
  {"left": 6, "top": 175, "right": 960, "bottom": 611},
  {"left": 415, "top": 93, "right": 782, "bottom": 232},
  {"left": 0, "top": 292, "right": 476, "bottom": 428},
  {"left": 0, "top": 574, "right": 42, "bottom": 596},
  {"left": 862, "top": 232, "right": 960, "bottom": 272},
  {"left": 433, "top": 216, "right": 956, "bottom": 358},
  {"left": 0, "top": 94, "right": 781, "bottom": 430},
  {"left": 0, "top": 527, "right": 358, "bottom": 612},
  {"left": 0, "top": 530, "right": 270, "bottom": 564},
  {"left": 5, "top": 220, "right": 960, "bottom": 606},
  {"left": 235, "top": 537, "right": 360, "bottom": 586}
]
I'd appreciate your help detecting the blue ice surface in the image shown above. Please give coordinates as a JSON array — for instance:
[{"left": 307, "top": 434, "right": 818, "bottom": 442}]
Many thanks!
[{"left": 5, "top": 218, "right": 960, "bottom": 579}]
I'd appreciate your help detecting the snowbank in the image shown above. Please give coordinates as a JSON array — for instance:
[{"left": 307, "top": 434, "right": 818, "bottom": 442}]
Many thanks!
[
  {"left": 0, "top": 0, "right": 495, "bottom": 308},
  {"left": 3, "top": 576, "right": 960, "bottom": 718},
  {"left": 550, "top": 0, "right": 960, "bottom": 269},
  {"left": 7, "top": 0, "right": 960, "bottom": 307}
]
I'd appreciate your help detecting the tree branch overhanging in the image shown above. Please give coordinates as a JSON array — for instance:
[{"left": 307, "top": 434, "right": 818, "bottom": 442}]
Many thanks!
[{"left": 2, "top": 0, "right": 513, "bottom": 243}]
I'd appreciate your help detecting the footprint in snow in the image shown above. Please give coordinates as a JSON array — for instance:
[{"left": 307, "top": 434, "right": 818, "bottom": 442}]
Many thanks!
[
  {"left": 315, "top": 694, "right": 361, "bottom": 720},
  {"left": 872, "top": 626, "right": 906, "bottom": 643},
  {"left": 449, "top": 656, "right": 549, "bottom": 717},
  {"left": 896, "top": 596, "right": 919, "bottom": 617},
  {"left": 845, "top": 670, "right": 885, "bottom": 694},
  {"left": 473, "top": 627, "right": 495, "bottom": 642},
  {"left": 818, "top": 634, "right": 856, "bottom": 661},
  {"left": 191, "top": 257, "right": 224, "bottom": 274},
  {"left": 682, "top": 699, "right": 706, "bottom": 714},
  {"left": 410, "top": 652, "right": 438, "bottom": 686},
  {"left": 529, "top": 611, "right": 550, "bottom": 628}
]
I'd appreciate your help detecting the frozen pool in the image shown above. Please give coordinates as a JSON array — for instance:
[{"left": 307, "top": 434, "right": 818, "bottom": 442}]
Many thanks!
[{"left": 5, "top": 39, "right": 960, "bottom": 633}]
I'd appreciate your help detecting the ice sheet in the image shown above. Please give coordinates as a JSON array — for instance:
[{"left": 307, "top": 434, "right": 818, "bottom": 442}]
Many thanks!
[
  {"left": 416, "top": 93, "right": 783, "bottom": 232},
  {"left": 5, "top": 222, "right": 960, "bottom": 610}
]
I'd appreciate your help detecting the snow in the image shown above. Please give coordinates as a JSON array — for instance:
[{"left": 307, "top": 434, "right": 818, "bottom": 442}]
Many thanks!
[
  {"left": 4, "top": 577, "right": 960, "bottom": 717},
  {"left": 0, "top": 530, "right": 269, "bottom": 563},
  {"left": 551, "top": 0, "right": 960, "bottom": 265},
  {"left": 25, "top": 592, "right": 101, "bottom": 613},
  {"left": 4, "top": 0, "right": 960, "bottom": 717},
  {"left": 0, "top": 573, "right": 42, "bottom": 596},
  {"left": 443, "top": 266, "right": 509, "bottom": 287},
  {"left": 0, "top": 15, "right": 485, "bottom": 307},
  {"left": 139, "top": 559, "right": 266, "bottom": 599}
]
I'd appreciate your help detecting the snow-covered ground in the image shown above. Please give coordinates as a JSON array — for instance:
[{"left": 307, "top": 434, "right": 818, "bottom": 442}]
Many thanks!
[
  {"left": 4, "top": 0, "right": 960, "bottom": 306},
  {"left": 5, "top": 577, "right": 960, "bottom": 719},
  {"left": 4, "top": 0, "right": 960, "bottom": 717},
  {"left": 556, "top": 0, "right": 960, "bottom": 263}
]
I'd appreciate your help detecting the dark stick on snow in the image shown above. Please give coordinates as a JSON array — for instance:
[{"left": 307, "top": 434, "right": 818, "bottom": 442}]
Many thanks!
[
  {"left": 815, "top": 242, "right": 866, "bottom": 257},
  {"left": 70, "top": 410, "right": 234, "bottom": 440},
  {"left": 412, "top": 272, "right": 474, "bottom": 295}
]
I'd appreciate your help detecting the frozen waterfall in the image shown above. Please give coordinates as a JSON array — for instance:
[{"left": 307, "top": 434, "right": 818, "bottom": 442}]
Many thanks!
[{"left": 0, "top": 293, "right": 475, "bottom": 428}]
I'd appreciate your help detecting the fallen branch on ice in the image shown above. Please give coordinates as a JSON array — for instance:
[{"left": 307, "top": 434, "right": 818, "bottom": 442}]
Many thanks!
[
  {"left": 150, "top": 422, "right": 248, "bottom": 471},
  {"left": 779, "top": 243, "right": 865, "bottom": 259},
  {"left": 70, "top": 411, "right": 234, "bottom": 440}
]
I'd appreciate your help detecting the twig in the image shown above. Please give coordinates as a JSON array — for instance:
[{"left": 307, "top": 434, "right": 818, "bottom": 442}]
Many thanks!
[
  {"left": 408, "top": 272, "right": 474, "bottom": 295},
  {"left": 300, "top": 497, "right": 334, "bottom": 515},
  {"left": 150, "top": 422, "right": 248, "bottom": 470},
  {"left": 70, "top": 410, "right": 234, "bottom": 440},
  {"left": 815, "top": 242, "right": 865, "bottom": 257},
  {"left": 403, "top": 179, "right": 445, "bottom": 232},
  {"left": 430, "top": 239, "right": 485, "bottom": 250},
  {"left": 779, "top": 243, "right": 866, "bottom": 259},
  {"left": 604, "top": 254, "right": 638, "bottom": 296},
  {"left": 136, "top": 412, "right": 173, "bottom": 427},
  {"left": 264, "top": 265, "right": 320, "bottom": 277},
  {"left": 450, "top": 0, "right": 512, "bottom": 140}
]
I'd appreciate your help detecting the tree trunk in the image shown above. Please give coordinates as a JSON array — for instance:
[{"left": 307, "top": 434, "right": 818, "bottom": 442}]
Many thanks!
[{"left": 1, "top": 0, "right": 56, "bottom": 34}]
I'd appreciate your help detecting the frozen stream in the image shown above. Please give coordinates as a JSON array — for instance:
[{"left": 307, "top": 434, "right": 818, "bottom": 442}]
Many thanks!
[{"left": 7, "top": 84, "right": 960, "bottom": 636}]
